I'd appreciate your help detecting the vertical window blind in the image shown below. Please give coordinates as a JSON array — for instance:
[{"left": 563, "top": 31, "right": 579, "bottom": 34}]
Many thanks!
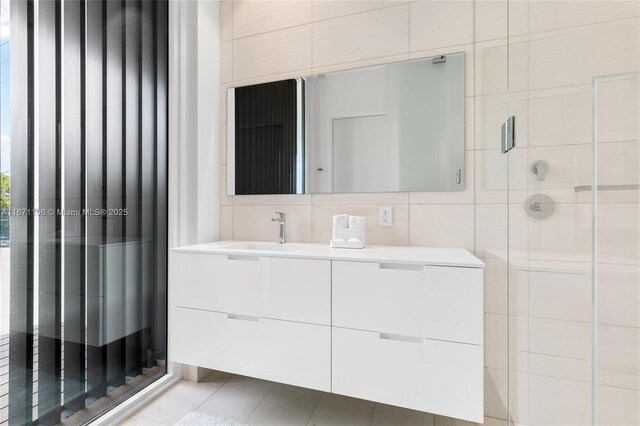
[{"left": 7, "top": 0, "right": 168, "bottom": 424}]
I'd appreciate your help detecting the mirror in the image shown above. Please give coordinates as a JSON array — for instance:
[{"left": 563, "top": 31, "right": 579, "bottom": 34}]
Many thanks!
[{"left": 227, "top": 52, "right": 465, "bottom": 195}]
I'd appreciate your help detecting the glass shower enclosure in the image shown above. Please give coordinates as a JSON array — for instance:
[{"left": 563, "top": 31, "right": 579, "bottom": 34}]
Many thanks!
[{"left": 482, "top": 1, "right": 640, "bottom": 424}]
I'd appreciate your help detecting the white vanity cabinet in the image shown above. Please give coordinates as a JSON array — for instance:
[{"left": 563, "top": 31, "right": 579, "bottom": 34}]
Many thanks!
[
  {"left": 170, "top": 249, "right": 332, "bottom": 391},
  {"left": 332, "top": 260, "right": 484, "bottom": 422},
  {"left": 169, "top": 242, "right": 484, "bottom": 423}
]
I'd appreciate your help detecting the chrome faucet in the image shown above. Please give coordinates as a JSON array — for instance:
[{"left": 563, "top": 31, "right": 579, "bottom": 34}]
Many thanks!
[{"left": 271, "top": 212, "right": 286, "bottom": 244}]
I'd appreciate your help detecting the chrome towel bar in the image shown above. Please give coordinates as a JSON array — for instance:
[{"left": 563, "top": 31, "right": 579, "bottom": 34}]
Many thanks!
[{"left": 574, "top": 184, "right": 640, "bottom": 192}]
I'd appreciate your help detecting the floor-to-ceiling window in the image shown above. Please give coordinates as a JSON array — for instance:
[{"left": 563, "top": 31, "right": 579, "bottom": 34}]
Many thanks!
[{"left": 4, "top": 0, "right": 168, "bottom": 424}]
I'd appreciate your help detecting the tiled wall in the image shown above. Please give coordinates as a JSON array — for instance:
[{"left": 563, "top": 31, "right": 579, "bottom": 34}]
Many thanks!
[{"left": 217, "top": 1, "right": 640, "bottom": 425}]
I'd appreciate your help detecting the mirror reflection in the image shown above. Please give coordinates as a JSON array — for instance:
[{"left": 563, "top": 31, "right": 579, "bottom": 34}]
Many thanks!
[{"left": 227, "top": 53, "right": 465, "bottom": 195}]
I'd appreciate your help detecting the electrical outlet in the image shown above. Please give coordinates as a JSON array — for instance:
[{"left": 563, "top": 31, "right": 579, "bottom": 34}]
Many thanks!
[{"left": 379, "top": 206, "right": 393, "bottom": 226}]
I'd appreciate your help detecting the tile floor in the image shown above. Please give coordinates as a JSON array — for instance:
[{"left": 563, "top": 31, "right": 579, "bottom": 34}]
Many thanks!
[{"left": 121, "top": 371, "right": 507, "bottom": 426}]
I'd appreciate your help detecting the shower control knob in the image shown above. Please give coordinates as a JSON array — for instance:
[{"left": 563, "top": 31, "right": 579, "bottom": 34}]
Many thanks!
[{"left": 525, "top": 194, "right": 555, "bottom": 219}]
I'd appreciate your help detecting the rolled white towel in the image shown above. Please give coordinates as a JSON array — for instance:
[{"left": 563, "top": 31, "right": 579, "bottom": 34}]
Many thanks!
[
  {"left": 333, "top": 227, "right": 348, "bottom": 240},
  {"left": 348, "top": 238, "right": 362, "bottom": 243},
  {"left": 333, "top": 214, "right": 349, "bottom": 228},
  {"left": 348, "top": 215, "right": 365, "bottom": 229}
]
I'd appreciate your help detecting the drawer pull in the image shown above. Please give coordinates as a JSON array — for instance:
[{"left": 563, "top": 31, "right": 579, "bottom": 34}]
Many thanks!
[
  {"left": 379, "top": 332, "right": 425, "bottom": 345},
  {"left": 227, "top": 313, "right": 260, "bottom": 322},
  {"left": 378, "top": 263, "right": 425, "bottom": 272},
  {"left": 227, "top": 254, "right": 260, "bottom": 261}
]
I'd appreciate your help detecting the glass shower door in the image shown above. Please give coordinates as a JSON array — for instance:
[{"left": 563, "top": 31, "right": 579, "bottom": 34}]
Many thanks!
[
  {"left": 506, "top": 1, "right": 640, "bottom": 424},
  {"left": 474, "top": 0, "right": 510, "bottom": 423},
  {"left": 591, "top": 72, "right": 639, "bottom": 425}
]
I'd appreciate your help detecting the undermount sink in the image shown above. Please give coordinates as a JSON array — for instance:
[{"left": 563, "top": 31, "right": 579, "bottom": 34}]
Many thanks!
[{"left": 221, "top": 242, "right": 306, "bottom": 252}]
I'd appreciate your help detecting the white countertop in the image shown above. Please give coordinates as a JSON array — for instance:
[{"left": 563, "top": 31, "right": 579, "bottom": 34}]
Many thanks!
[{"left": 172, "top": 241, "right": 485, "bottom": 269}]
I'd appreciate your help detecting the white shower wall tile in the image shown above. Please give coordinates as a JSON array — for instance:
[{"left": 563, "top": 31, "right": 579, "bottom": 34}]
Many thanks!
[
  {"left": 233, "top": 25, "right": 312, "bottom": 81},
  {"left": 528, "top": 1, "right": 640, "bottom": 34},
  {"left": 312, "top": 4, "right": 410, "bottom": 69},
  {"left": 409, "top": 204, "right": 475, "bottom": 251},
  {"left": 312, "top": 0, "right": 407, "bottom": 23},
  {"left": 528, "top": 19, "right": 640, "bottom": 91},
  {"left": 232, "top": 0, "right": 312, "bottom": 40},
  {"left": 409, "top": 0, "right": 473, "bottom": 52}
]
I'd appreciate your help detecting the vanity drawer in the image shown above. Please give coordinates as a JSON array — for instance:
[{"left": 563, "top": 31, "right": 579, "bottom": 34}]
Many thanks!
[
  {"left": 171, "top": 252, "right": 261, "bottom": 314},
  {"left": 332, "top": 327, "right": 483, "bottom": 423},
  {"left": 170, "top": 307, "right": 331, "bottom": 391},
  {"left": 332, "top": 260, "right": 483, "bottom": 344},
  {"left": 170, "top": 252, "right": 331, "bottom": 325}
]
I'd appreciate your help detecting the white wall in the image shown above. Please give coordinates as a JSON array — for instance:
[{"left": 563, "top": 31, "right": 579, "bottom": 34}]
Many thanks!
[
  {"left": 169, "top": 0, "right": 220, "bottom": 248},
  {"left": 197, "top": 0, "right": 221, "bottom": 243}
]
